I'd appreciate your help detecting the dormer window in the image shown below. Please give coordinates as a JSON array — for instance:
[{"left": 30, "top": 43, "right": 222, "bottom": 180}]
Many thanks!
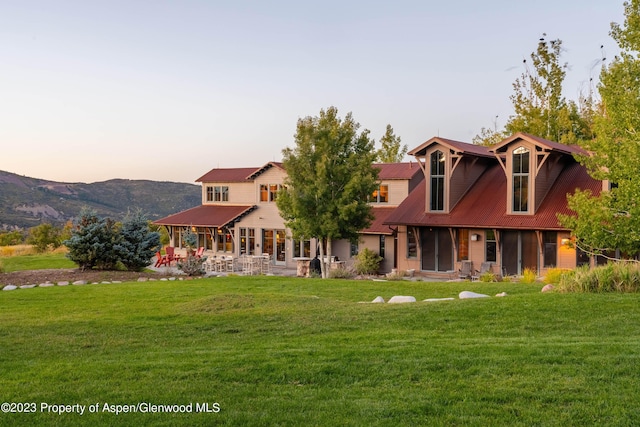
[
  {"left": 512, "top": 146, "right": 530, "bottom": 212},
  {"left": 369, "top": 185, "right": 389, "bottom": 203},
  {"left": 430, "top": 150, "right": 445, "bottom": 211}
]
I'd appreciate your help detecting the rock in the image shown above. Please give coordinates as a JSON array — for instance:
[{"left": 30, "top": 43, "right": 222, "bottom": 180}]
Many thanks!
[
  {"left": 459, "top": 291, "right": 490, "bottom": 299},
  {"left": 112, "top": 281, "right": 122, "bottom": 284},
  {"left": 137, "top": 277, "right": 148, "bottom": 282},
  {"left": 541, "top": 284, "right": 555, "bottom": 293},
  {"left": 3, "top": 285, "right": 18, "bottom": 291},
  {"left": 57, "top": 281, "right": 69, "bottom": 286},
  {"left": 495, "top": 292, "right": 508, "bottom": 297},
  {"left": 20, "top": 284, "right": 37, "bottom": 289},
  {"left": 371, "top": 296, "right": 385, "bottom": 303},
  {"left": 388, "top": 295, "right": 416, "bottom": 304},
  {"left": 423, "top": 297, "right": 455, "bottom": 302},
  {"left": 101, "top": 281, "right": 111, "bottom": 284},
  {"left": 72, "top": 280, "right": 86, "bottom": 285},
  {"left": 40, "top": 282, "right": 55, "bottom": 287}
]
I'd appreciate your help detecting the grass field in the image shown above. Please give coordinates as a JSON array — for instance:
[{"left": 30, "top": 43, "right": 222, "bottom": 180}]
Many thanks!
[
  {"left": 1, "top": 276, "right": 639, "bottom": 426},
  {"left": 0, "top": 251, "right": 75, "bottom": 272}
]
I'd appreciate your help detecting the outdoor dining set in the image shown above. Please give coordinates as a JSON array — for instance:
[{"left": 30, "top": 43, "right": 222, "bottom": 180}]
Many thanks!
[{"left": 154, "top": 247, "right": 272, "bottom": 275}]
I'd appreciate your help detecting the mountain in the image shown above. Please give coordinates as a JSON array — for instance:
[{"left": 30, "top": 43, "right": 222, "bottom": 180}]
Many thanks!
[{"left": 0, "top": 170, "right": 201, "bottom": 230}]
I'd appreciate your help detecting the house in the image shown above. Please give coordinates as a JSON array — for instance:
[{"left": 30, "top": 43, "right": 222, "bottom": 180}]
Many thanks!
[
  {"left": 153, "top": 161, "right": 421, "bottom": 272},
  {"left": 385, "top": 132, "right": 603, "bottom": 278}
]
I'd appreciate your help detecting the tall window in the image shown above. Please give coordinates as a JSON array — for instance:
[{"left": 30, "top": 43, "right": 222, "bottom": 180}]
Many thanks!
[
  {"left": 206, "top": 186, "right": 214, "bottom": 202},
  {"left": 240, "top": 228, "right": 256, "bottom": 255},
  {"left": 293, "top": 238, "right": 311, "bottom": 258},
  {"left": 485, "top": 230, "right": 497, "bottom": 262},
  {"left": 369, "top": 185, "right": 389, "bottom": 203},
  {"left": 379, "top": 235, "right": 386, "bottom": 258},
  {"left": 458, "top": 229, "right": 469, "bottom": 261},
  {"left": 407, "top": 227, "right": 417, "bottom": 258},
  {"left": 512, "top": 146, "right": 530, "bottom": 212},
  {"left": 543, "top": 231, "right": 557, "bottom": 268},
  {"left": 430, "top": 150, "right": 445, "bottom": 211}
]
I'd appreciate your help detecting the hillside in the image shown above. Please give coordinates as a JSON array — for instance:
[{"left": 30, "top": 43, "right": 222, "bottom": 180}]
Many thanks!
[{"left": 0, "top": 170, "right": 201, "bottom": 229}]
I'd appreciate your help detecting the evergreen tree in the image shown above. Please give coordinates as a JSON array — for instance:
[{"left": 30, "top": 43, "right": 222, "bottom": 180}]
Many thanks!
[
  {"left": 116, "top": 210, "right": 161, "bottom": 272},
  {"left": 64, "top": 208, "right": 121, "bottom": 270}
]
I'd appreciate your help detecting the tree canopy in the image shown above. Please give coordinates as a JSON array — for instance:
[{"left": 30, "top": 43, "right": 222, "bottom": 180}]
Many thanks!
[
  {"left": 474, "top": 37, "right": 594, "bottom": 145},
  {"left": 377, "top": 125, "right": 408, "bottom": 163},
  {"left": 560, "top": 0, "right": 640, "bottom": 258},
  {"left": 276, "top": 106, "right": 379, "bottom": 277}
]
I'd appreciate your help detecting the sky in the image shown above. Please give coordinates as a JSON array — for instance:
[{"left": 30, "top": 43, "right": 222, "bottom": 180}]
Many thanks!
[{"left": 0, "top": 0, "right": 625, "bottom": 184}]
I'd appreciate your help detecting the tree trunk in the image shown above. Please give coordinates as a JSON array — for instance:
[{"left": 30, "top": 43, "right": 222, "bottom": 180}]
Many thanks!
[{"left": 324, "top": 238, "right": 333, "bottom": 279}]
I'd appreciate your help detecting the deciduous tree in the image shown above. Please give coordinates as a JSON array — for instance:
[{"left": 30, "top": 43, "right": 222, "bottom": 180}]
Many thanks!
[
  {"left": 377, "top": 125, "right": 408, "bottom": 163},
  {"left": 560, "top": 0, "right": 640, "bottom": 258},
  {"left": 277, "top": 106, "right": 379, "bottom": 278}
]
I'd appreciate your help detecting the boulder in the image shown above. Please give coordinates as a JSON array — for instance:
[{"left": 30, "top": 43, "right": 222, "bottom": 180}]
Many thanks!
[
  {"left": 541, "top": 284, "right": 555, "bottom": 293},
  {"left": 40, "top": 282, "right": 55, "bottom": 287},
  {"left": 72, "top": 280, "right": 86, "bottom": 285},
  {"left": 20, "top": 284, "right": 37, "bottom": 289},
  {"left": 3, "top": 285, "right": 18, "bottom": 291},
  {"left": 459, "top": 291, "right": 490, "bottom": 299},
  {"left": 388, "top": 295, "right": 416, "bottom": 304},
  {"left": 57, "top": 281, "right": 69, "bottom": 286},
  {"left": 137, "top": 277, "right": 148, "bottom": 282},
  {"left": 495, "top": 292, "right": 508, "bottom": 297},
  {"left": 371, "top": 296, "right": 385, "bottom": 303},
  {"left": 423, "top": 297, "right": 455, "bottom": 302}
]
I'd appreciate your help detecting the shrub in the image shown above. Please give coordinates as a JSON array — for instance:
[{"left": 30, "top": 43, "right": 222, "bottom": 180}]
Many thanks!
[
  {"left": 27, "top": 223, "right": 63, "bottom": 253},
  {"left": 177, "top": 255, "right": 207, "bottom": 276},
  {"left": 521, "top": 268, "right": 537, "bottom": 283},
  {"left": 329, "top": 267, "right": 355, "bottom": 279},
  {"left": 353, "top": 248, "right": 382, "bottom": 275},
  {"left": 0, "top": 231, "right": 24, "bottom": 246},
  {"left": 559, "top": 262, "right": 640, "bottom": 293},
  {"left": 386, "top": 270, "right": 407, "bottom": 281},
  {"left": 479, "top": 271, "right": 497, "bottom": 282},
  {"left": 544, "top": 268, "right": 570, "bottom": 284}
]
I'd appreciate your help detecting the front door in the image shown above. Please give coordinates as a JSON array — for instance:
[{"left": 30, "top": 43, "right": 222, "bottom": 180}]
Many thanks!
[
  {"left": 420, "top": 227, "right": 453, "bottom": 272},
  {"left": 262, "top": 229, "right": 286, "bottom": 265},
  {"left": 501, "top": 231, "right": 537, "bottom": 275}
]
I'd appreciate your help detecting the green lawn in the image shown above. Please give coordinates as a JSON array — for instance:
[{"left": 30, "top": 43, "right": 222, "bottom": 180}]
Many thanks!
[
  {"left": 0, "top": 252, "right": 75, "bottom": 272},
  {"left": 1, "top": 276, "right": 639, "bottom": 426}
]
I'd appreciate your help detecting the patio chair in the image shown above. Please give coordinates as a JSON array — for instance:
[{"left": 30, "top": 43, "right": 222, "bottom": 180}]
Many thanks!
[
  {"left": 165, "top": 246, "right": 177, "bottom": 264},
  {"left": 195, "top": 247, "right": 205, "bottom": 258},
  {"left": 471, "top": 262, "right": 493, "bottom": 281},
  {"left": 458, "top": 260, "right": 474, "bottom": 280},
  {"left": 154, "top": 251, "right": 170, "bottom": 268}
]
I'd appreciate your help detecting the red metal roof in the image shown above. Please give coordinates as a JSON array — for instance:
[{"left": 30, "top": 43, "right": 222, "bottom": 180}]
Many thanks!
[
  {"left": 361, "top": 207, "right": 397, "bottom": 235},
  {"left": 153, "top": 205, "right": 256, "bottom": 228},
  {"left": 490, "top": 132, "right": 587, "bottom": 156},
  {"left": 375, "top": 162, "right": 422, "bottom": 180},
  {"left": 385, "top": 161, "right": 601, "bottom": 230},
  {"left": 195, "top": 162, "right": 285, "bottom": 183},
  {"left": 409, "top": 136, "right": 494, "bottom": 158}
]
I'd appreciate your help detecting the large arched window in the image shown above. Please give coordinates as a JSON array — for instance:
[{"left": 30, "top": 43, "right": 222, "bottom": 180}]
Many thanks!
[
  {"left": 512, "top": 146, "right": 530, "bottom": 212},
  {"left": 430, "top": 150, "right": 445, "bottom": 211}
]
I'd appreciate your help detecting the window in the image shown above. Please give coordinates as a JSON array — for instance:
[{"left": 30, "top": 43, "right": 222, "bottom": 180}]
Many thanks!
[
  {"left": 458, "top": 229, "right": 469, "bottom": 261},
  {"left": 208, "top": 186, "right": 228, "bottom": 202},
  {"left": 512, "top": 146, "right": 530, "bottom": 212},
  {"left": 293, "top": 238, "right": 311, "bottom": 258},
  {"left": 369, "top": 185, "right": 389, "bottom": 203},
  {"left": 543, "top": 231, "right": 557, "bottom": 268},
  {"left": 350, "top": 241, "right": 358, "bottom": 257},
  {"left": 485, "top": 230, "right": 497, "bottom": 262},
  {"left": 430, "top": 150, "right": 445, "bottom": 211},
  {"left": 407, "top": 227, "right": 417, "bottom": 258},
  {"left": 216, "top": 228, "right": 233, "bottom": 252},
  {"left": 379, "top": 235, "right": 386, "bottom": 258},
  {"left": 239, "top": 228, "right": 256, "bottom": 255},
  {"left": 260, "top": 184, "right": 281, "bottom": 202}
]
